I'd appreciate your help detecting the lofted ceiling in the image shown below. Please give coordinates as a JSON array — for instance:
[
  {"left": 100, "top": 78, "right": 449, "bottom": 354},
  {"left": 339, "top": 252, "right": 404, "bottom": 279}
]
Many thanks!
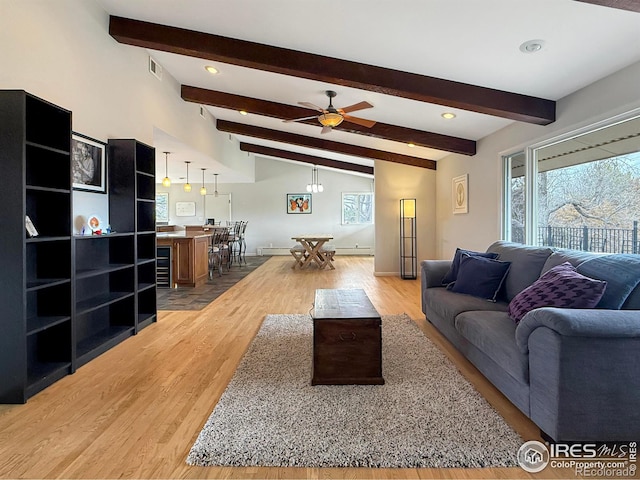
[{"left": 97, "top": 0, "right": 640, "bottom": 182}]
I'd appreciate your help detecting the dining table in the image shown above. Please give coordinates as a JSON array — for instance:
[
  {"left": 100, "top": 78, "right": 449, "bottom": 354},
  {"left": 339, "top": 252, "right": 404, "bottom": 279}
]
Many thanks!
[{"left": 290, "top": 234, "right": 334, "bottom": 270}]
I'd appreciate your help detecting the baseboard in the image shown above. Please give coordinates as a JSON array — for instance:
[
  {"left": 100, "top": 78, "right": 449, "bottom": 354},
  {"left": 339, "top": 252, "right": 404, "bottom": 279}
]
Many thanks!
[
  {"left": 374, "top": 271, "right": 400, "bottom": 277},
  {"left": 257, "top": 246, "right": 374, "bottom": 256}
]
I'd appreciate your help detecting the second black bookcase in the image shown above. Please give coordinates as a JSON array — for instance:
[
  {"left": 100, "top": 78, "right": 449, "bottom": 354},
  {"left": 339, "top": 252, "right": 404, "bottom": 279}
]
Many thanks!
[{"left": 108, "top": 139, "right": 158, "bottom": 332}]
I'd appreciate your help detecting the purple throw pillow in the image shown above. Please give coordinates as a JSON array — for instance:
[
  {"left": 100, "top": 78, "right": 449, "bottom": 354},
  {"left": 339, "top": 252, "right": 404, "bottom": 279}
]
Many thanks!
[{"left": 508, "top": 262, "right": 607, "bottom": 323}]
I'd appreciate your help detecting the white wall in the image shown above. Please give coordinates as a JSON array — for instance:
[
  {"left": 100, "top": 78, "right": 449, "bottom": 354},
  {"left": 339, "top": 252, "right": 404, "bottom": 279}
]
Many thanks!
[
  {"left": 0, "top": 0, "right": 251, "bottom": 232},
  {"left": 374, "top": 161, "right": 436, "bottom": 276},
  {"left": 435, "top": 60, "right": 640, "bottom": 260},
  {"left": 157, "top": 157, "right": 376, "bottom": 255}
]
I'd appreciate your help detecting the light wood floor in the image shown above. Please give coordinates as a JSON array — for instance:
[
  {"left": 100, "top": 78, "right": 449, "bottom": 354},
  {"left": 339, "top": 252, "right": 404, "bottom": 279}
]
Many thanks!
[{"left": 0, "top": 256, "right": 573, "bottom": 479}]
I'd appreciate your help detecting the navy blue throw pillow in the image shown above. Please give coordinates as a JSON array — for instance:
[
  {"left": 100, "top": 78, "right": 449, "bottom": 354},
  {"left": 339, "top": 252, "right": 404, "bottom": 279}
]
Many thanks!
[
  {"left": 442, "top": 248, "right": 500, "bottom": 286},
  {"left": 450, "top": 253, "right": 511, "bottom": 302}
]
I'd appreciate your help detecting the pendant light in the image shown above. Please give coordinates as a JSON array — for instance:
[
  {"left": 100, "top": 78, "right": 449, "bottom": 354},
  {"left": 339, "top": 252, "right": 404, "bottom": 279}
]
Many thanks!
[
  {"left": 162, "top": 151, "right": 171, "bottom": 187},
  {"left": 213, "top": 173, "right": 219, "bottom": 197},
  {"left": 306, "top": 166, "right": 324, "bottom": 193},
  {"left": 183, "top": 161, "right": 191, "bottom": 192},
  {"left": 200, "top": 168, "right": 207, "bottom": 195}
]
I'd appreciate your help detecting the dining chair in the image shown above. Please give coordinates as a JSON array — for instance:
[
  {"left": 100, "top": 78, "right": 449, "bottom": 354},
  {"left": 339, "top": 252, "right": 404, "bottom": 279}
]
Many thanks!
[{"left": 208, "top": 228, "right": 231, "bottom": 278}]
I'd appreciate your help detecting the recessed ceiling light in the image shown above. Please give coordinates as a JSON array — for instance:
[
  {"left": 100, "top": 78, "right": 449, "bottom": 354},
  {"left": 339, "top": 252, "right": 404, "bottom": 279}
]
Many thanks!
[
  {"left": 239, "top": 110, "right": 248, "bottom": 116},
  {"left": 441, "top": 112, "right": 456, "bottom": 120},
  {"left": 407, "top": 143, "right": 416, "bottom": 148},
  {"left": 204, "top": 65, "right": 219, "bottom": 75},
  {"left": 519, "top": 39, "right": 545, "bottom": 54}
]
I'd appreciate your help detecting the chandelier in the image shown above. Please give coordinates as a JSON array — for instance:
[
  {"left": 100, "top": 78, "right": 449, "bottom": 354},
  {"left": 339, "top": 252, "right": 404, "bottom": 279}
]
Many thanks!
[{"left": 306, "top": 166, "right": 324, "bottom": 193}]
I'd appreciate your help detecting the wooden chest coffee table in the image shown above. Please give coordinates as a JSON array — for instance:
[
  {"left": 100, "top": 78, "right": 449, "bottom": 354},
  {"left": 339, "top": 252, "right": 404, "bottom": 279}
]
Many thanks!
[{"left": 311, "top": 288, "right": 384, "bottom": 385}]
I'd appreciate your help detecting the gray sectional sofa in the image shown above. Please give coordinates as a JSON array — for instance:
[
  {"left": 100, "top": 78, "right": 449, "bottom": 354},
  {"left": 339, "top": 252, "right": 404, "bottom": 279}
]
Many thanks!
[{"left": 421, "top": 241, "right": 640, "bottom": 442}]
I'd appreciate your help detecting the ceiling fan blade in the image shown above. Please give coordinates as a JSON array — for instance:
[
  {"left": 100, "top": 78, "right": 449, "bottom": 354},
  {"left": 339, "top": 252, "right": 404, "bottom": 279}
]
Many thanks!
[
  {"left": 283, "top": 115, "right": 318, "bottom": 123},
  {"left": 320, "top": 126, "right": 332, "bottom": 134},
  {"left": 343, "top": 114, "right": 376, "bottom": 128},
  {"left": 339, "top": 101, "right": 374, "bottom": 114},
  {"left": 299, "top": 102, "right": 325, "bottom": 112}
]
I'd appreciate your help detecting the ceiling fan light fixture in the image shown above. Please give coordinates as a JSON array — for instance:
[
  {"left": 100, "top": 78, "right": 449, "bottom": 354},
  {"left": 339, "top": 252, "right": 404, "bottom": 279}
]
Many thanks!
[{"left": 318, "top": 112, "right": 344, "bottom": 128}]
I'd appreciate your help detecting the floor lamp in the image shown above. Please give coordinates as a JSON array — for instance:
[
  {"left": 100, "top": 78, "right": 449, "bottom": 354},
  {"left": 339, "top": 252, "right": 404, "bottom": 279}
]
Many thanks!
[{"left": 400, "top": 198, "right": 417, "bottom": 279}]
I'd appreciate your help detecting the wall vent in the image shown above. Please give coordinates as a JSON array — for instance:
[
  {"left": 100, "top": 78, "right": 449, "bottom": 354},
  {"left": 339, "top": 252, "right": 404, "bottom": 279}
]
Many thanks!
[{"left": 149, "top": 56, "right": 162, "bottom": 80}]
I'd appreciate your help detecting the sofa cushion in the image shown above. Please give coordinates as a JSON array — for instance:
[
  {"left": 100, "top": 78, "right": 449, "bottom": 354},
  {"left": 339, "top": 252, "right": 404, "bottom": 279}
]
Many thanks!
[
  {"left": 577, "top": 254, "right": 640, "bottom": 309},
  {"left": 449, "top": 254, "right": 511, "bottom": 302},
  {"left": 540, "top": 249, "right": 596, "bottom": 275},
  {"left": 487, "top": 241, "right": 554, "bottom": 302},
  {"left": 425, "top": 287, "right": 508, "bottom": 323},
  {"left": 508, "top": 262, "right": 607, "bottom": 323},
  {"left": 442, "top": 248, "right": 499, "bottom": 285},
  {"left": 455, "top": 311, "right": 529, "bottom": 383}
]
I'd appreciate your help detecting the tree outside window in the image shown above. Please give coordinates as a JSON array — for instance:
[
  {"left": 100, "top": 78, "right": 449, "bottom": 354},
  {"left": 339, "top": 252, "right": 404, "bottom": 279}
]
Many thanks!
[{"left": 504, "top": 114, "right": 640, "bottom": 254}]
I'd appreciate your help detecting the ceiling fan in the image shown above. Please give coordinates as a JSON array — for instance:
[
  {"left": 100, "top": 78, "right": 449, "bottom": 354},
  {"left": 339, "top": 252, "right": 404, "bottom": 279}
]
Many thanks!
[{"left": 284, "top": 90, "right": 376, "bottom": 134}]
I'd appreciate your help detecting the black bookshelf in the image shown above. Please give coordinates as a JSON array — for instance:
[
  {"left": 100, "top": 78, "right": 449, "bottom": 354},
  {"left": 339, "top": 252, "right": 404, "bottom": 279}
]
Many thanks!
[
  {"left": 108, "top": 139, "right": 157, "bottom": 332},
  {"left": 0, "top": 92, "right": 161, "bottom": 404},
  {"left": 0, "top": 90, "right": 73, "bottom": 403}
]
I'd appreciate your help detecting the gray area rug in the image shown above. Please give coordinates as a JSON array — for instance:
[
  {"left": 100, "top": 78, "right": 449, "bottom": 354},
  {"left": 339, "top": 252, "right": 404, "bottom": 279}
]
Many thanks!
[{"left": 187, "top": 314, "right": 522, "bottom": 468}]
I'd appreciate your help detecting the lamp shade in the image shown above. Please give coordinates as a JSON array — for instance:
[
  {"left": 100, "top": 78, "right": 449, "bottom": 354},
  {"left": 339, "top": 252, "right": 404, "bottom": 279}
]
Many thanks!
[{"left": 401, "top": 198, "right": 416, "bottom": 218}]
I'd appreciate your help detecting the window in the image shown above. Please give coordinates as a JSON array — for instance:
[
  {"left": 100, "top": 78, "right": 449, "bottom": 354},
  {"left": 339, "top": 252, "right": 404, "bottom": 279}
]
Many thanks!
[
  {"left": 504, "top": 151, "right": 526, "bottom": 244},
  {"left": 342, "top": 192, "right": 374, "bottom": 224},
  {"left": 503, "top": 113, "right": 640, "bottom": 254}
]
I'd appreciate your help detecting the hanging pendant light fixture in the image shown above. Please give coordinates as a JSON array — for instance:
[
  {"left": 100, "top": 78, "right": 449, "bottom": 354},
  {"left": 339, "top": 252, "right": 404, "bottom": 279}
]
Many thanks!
[
  {"left": 183, "top": 161, "right": 192, "bottom": 192},
  {"left": 162, "top": 151, "right": 171, "bottom": 187},
  {"left": 200, "top": 168, "right": 207, "bottom": 195},
  {"left": 306, "top": 166, "right": 324, "bottom": 193},
  {"left": 213, "top": 173, "right": 219, "bottom": 197}
]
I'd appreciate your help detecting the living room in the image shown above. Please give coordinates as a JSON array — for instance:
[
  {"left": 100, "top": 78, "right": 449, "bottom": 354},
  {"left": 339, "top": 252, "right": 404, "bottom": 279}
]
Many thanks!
[{"left": 1, "top": 1, "right": 639, "bottom": 479}]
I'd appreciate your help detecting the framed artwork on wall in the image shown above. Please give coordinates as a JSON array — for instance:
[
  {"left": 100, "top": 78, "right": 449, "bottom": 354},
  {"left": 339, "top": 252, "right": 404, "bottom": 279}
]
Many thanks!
[
  {"left": 287, "top": 193, "right": 312, "bottom": 214},
  {"left": 175, "top": 201, "right": 196, "bottom": 217},
  {"left": 72, "top": 132, "right": 106, "bottom": 193},
  {"left": 156, "top": 193, "right": 169, "bottom": 222},
  {"left": 452, "top": 174, "right": 469, "bottom": 214}
]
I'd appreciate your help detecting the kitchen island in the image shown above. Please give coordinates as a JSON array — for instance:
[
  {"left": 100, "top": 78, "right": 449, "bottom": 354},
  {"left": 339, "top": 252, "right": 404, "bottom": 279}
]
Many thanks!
[{"left": 156, "top": 231, "right": 211, "bottom": 287}]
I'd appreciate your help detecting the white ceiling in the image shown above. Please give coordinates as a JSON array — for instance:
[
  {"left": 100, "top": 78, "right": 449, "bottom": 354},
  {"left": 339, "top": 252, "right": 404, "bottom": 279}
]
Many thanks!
[{"left": 98, "top": 0, "right": 640, "bottom": 182}]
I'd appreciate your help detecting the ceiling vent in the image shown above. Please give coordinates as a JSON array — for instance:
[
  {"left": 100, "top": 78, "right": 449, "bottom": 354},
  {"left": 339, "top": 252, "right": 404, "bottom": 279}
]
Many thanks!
[{"left": 149, "top": 56, "right": 163, "bottom": 80}]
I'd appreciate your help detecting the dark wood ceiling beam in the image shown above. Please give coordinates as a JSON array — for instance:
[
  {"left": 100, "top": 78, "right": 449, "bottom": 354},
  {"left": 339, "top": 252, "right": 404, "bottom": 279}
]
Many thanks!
[
  {"left": 218, "top": 120, "right": 436, "bottom": 170},
  {"left": 182, "top": 86, "right": 476, "bottom": 155},
  {"left": 110, "top": 16, "right": 555, "bottom": 125},
  {"left": 574, "top": 0, "right": 640, "bottom": 12},
  {"left": 240, "top": 143, "right": 374, "bottom": 175}
]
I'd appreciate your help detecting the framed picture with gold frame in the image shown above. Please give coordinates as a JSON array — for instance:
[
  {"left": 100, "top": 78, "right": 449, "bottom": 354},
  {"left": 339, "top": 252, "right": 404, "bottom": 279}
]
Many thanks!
[{"left": 452, "top": 174, "right": 468, "bottom": 214}]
